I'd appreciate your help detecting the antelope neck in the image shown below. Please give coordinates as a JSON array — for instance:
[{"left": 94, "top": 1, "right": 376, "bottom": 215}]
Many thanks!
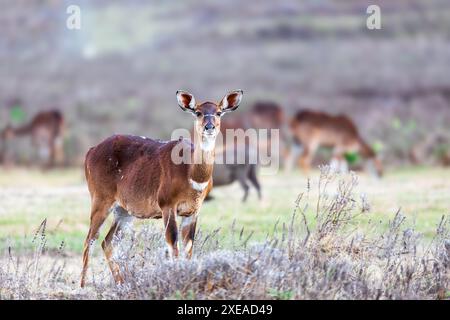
[{"left": 189, "top": 131, "right": 215, "bottom": 183}]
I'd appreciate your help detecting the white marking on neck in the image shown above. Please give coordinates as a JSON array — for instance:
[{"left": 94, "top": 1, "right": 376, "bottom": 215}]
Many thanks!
[
  {"left": 201, "top": 135, "right": 216, "bottom": 152},
  {"left": 190, "top": 179, "right": 208, "bottom": 191},
  {"left": 201, "top": 140, "right": 214, "bottom": 152}
]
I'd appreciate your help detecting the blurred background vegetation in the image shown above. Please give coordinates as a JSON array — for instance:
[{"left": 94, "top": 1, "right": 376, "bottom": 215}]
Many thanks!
[{"left": 1, "top": 0, "right": 450, "bottom": 166}]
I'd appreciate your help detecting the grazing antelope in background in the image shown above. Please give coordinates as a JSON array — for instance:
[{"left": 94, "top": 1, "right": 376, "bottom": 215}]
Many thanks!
[
  {"left": 195, "top": 101, "right": 280, "bottom": 203},
  {"left": 80, "top": 90, "right": 243, "bottom": 287},
  {"left": 207, "top": 162, "right": 261, "bottom": 202},
  {"left": 206, "top": 143, "right": 261, "bottom": 202},
  {"left": 0, "top": 110, "right": 65, "bottom": 168},
  {"left": 220, "top": 101, "right": 289, "bottom": 165},
  {"left": 289, "top": 110, "right": 383, "bottom": 177},
  {"left": 220, "top": 101, "right": 285, "bottom": 133},
  {"left": 205, "top": 101, "right": 285, "bottom": 201}
]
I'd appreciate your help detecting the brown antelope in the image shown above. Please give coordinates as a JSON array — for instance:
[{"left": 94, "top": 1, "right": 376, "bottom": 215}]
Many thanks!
[
  {"left": 219, "top": 101, "right": 284, "bottom": 132},
  {"left": 192, "top": 102, "right": 278, "bottom": 203},
  {"left": 80, "top": 90, "right": 243, "bottom": 287},
  {"left": 204, "top": 101, "right": 285, "bottom": 200},
  {"left": 250, "top": 101, "right": 290, "bottom": 167},
  {"left": 220, "top": 101, "right": 287, "bottom": 155},
  {"left": 289, "top": 110, "right": 383, "bottom": 177},
  {"left": 0, "top": 110, "right": 65, "bottom": 168}
]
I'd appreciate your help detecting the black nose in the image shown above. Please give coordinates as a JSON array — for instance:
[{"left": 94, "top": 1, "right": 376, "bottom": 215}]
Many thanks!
[{"left": 205, "top": 123, "right": 215, "bottom": 131}]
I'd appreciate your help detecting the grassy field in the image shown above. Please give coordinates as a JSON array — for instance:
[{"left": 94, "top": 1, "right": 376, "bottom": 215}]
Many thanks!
[
  {"left": 0, "top": 165, "right": 448, "bottom": 299},
  {"left": 0, "top": 166, "right": 448, "bottom": 253}
]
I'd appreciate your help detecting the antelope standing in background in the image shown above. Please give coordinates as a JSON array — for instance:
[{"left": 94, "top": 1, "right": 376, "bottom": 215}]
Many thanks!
[
  {"left": 0, "top": 110, "right": 65, "bottom": 168},
  {"left": 205, "top": 101, "right": 285, "bottom": 201},
  {"left": 289, "top": 110, "right": 383, "bottom": 177},
  {"left": 220, "top": 101, "right": 285, "bottom": 132},
  {"left": 80, "top": 90, "right": 243, "bottom": 287},
  {"left": 206, "top": 143, "right": 261, "bottom": 203},
  {"left": 199, "top": 101, "right": 281, "bottom": 202},
  {"left": 220, "top": 101, "right": 289, "bottom": 163}
]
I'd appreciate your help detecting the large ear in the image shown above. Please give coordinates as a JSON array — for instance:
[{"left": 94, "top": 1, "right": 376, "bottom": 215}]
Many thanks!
[
  {"left": 221, "top": 90, "right": 243, "bottom": 114},
  {"left": 176, "top": 90, "right": 196, "bottom": 114}
]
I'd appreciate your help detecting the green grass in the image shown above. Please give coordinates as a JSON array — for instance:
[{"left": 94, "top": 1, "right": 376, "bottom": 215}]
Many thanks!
[{"left": 0, "top": 166, "right": 448, "bottom": 253}]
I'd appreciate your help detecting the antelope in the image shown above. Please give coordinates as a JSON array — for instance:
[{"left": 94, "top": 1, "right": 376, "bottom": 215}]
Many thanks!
[
  {"left": 250, "top": 101, "right": 285, "bottom": 132},
  {"left": 220, "top": 101, "right": 288, "bottom": 158},
  {"left": 207, "top": 162, "right": 261, "bottom": 202},
  {"left": 192, "top": 102, "right": 275, "bottom": 203},
  {"left": 0, "top": 110, "right": 65, "bottom": 168},
  {"left": 220, "top": 101, "right": 285, "bottom": 132},
  {"left": 206, "top": 143, "right": 261, "bottom": 202},
  {"left": 204, "top": 101, "right": 285, "bottom": 200},
  {"left": 80, "top": 90, "right": 243, "bottom": 287},
  {"left": 289, "top": 110, "right": 383, "bottom": 177}
]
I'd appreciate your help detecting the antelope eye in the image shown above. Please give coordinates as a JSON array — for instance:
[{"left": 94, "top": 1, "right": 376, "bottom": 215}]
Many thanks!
[
  {"left": 216, "top": 112, "right": 222, "bottom": 117},
  {"left": 195, "top": 111, "right": 202, "bottom": 117}
]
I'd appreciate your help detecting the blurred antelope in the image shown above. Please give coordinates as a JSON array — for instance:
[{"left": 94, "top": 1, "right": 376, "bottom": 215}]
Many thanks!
[
  {"left": 200, "top": 101, "right": 281, "bottom": 202},
  {"left": 80, "top": 90, "right": 243, "bottom": 287},
  {"left": 0, "top": 110, "right": 65, "bottom": 168},
  {"left": 205, "top": 101, "right": 286, "bottom": 201},
  {"left": 220, "top": 101, "right": 285, "bottom": 131},
  {"left": 221, "top": 101, "right": 289, "bottom": 162},
  {"left": 289, "top": 110, "right": 383, "bottom": 177},
  {"left": 206, "top": 143, "right": 261, "bottom": 202}
]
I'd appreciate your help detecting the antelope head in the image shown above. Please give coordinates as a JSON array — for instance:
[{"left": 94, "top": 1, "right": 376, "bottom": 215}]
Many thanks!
[{"left": 176, "top": 90, "right": 243, "bottom": 151}]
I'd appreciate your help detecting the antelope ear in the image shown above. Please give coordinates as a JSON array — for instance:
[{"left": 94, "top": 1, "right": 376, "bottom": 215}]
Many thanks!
[
  {"left": 176, "top": 90, "right": 196, "bottom": 114},
  {"left": 221, "top": 90, "right": 243, "bottom": 114}
]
